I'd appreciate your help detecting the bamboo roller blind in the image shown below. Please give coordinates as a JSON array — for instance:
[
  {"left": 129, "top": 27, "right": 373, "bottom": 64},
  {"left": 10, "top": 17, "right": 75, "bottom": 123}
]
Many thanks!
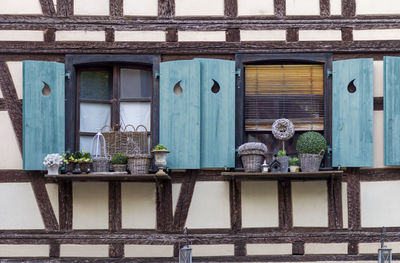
[{"left": 245, "top": 64, "right": 324, "bottom": 131}]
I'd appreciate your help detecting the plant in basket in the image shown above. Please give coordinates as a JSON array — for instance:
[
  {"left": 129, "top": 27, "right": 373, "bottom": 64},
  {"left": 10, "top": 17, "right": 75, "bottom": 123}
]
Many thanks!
[
  {"left": 276, "top": 150, "right": 289, "bottom": 172},
  {"left": 79, "top": 149, "right": 93, "bottom": 173},
  {"left": 152, "top": 144, "right": 169, "bottom": 175},
  {"left": 296, "top": 131, "right": 327, "bottom": 172},
  {"left": 70, "top": 151, "right": 83, "bottom": 174},
  {"left": 289, "top": 157, "right": 300, "bottom": 172},
  {"left": 62, "top": 151, "right": 73, "bottom": 173},
  {"left": 111, "top": 153, "right": 127, "bottom": 173}
]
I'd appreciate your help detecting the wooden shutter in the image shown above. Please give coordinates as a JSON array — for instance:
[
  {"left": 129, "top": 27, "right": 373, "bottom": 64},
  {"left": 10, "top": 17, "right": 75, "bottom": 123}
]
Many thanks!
[
  {"left": 384, "top": 56, "right": 400, "bottom": 165},
  {"left": 332, "top": 58, "right": 373, "bottom": 167},
  {"left": 195, "top": 59, "right": 235, "bottom": 168},
  {"left": 23, "top": 61, "right": 65, "bottom": 170},
  {"left": 159, "top": 60, "right": 201, "bottom": 169}
]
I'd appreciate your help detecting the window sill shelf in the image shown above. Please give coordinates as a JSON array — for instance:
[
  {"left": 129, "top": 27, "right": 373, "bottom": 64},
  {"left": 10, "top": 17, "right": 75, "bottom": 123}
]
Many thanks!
[
  {"left": 45, "top": 172, "right": 171, "bottom": 182},
  {"left": 221, "top": 170, "right": 343, "bottom": 181}
]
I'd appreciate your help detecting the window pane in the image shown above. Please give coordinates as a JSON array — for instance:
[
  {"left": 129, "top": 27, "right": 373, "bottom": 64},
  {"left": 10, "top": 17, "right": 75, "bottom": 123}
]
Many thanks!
[
  {"left": 120, "top": 68, "right": 151, "bottom": 99},
  {"left": 80, "top": 103, "right": 111, "bottom": 132},
  {"left": 120, "top": 102, "right": 151, "bottom": 131},
  {"left": 79, "top": 136, "right": 93, "bottom": 153},
  {"left": 80, "top": 70, "right": 111, "bottom": 100}
]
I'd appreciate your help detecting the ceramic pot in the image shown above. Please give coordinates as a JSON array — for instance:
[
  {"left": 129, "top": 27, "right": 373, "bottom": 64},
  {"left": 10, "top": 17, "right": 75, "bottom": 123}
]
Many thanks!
[
  {"left": 47, "top": 165, "right": 60, "bottom": 175},
  {"left": 152, "top": 150, "right": 169, "bottom": 175}
]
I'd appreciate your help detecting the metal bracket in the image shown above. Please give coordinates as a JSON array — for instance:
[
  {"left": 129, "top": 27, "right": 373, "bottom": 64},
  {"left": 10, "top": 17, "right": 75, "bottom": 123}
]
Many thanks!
[
  {"left": 65, "top": 72, "right": 71, "bottom": 79},
  {"left": 154, "top": 72, "right": 160, "bottom": 79},
  {"left": 235, "top": 69, "right": 241, "bottom": 77},
  {"left": 327, "top": 69, "right": 333, "bottom": 77}
]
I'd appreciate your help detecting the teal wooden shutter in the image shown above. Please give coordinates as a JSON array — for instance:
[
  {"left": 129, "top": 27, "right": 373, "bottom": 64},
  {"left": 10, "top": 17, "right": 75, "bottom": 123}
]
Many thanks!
[
  {"left": 384, "top": 56, "right": 400, "bottom": 165},
  {"left": 332, "top": 58, "right": 373, "bottom": 167},
  {"left": 23, "top": 61, "right": 65, "bottom": 170},
  {"left": 160, "top": 60, "right": 201, "bottom": 169},
  {"left": 195, "top": 59, "right": 235, "bottom": 168}
]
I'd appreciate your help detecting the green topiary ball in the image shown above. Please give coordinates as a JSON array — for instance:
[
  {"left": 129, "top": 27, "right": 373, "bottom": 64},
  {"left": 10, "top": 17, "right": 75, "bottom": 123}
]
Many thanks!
[{"left": 296, "top": 131, "right": 327, "bottom": 155}]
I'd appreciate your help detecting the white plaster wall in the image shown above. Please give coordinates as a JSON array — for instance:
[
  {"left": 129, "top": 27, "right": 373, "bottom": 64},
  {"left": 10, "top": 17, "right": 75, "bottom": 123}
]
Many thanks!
[
  {"left": 305, "top": 243, "right": 348, "bottom": 254},
  {"left": 342, "top": 182, "right": 348, "bottom": 228},
  {"left": 247, "top": 243, "right": 292, "bottom": 255},
  {"left": 124, "top": 0, "right": 158, "bottom": 16},
  {"left": 121, "top": 183, "right": 156, "bottom": 229},
  {"left": 0, "top": 112, "right": 22, "bottom": 169},
  {"left": 74, "top": 0, "right": 109, "bottom": 16},
  {"left": 0, "top": 30, "right": 44, "bottom": 41},
  {"left": 60, "top": 244, "right": 109, "bottom": 257},
  {"left": 72, "top": 182, "right": 108, "bottom": 229},
  {"left": 354, "top": 29, "right": 400, "bottom": 41},
  {"left": 0, "top": 89, "right": 2, "bottom": 98},
  {"left": 125, "top": 245, "right": 174, "bottom": 257},
  {"left": 0, "top": 245, "right": 49, "bottom": 257},
  {"left": 286, "top": 0, "right": 320, "bottom": 16},
  {"left": 175, "top": 0, "right": 224, "bottom": 16},
  {"left": 55, "top": 31, "right": 105, "bottom": 42},
  {"left": 330, "top": 0, "right": 341, "bottom": 15},
  {"left": 361, "top": 181, "right": 400, "bottom": 227},
  {"left": 0, "top": 183, "right": 44, "bottom": 229},
  {"left": 292, "top": 181, "right": 328, "bottom": 227},
  {"left": 374, "top": 60, "right": 384, "bottom": 97},
  {"left": 191, "top": 244, "right": 234, "bottom": 257},
  {"left": 373, "top": 111, "right": 384, "bottom": 168},
  {"left": 115, "top": 31, "right": 165, "bottom": 42},
  {"left": 240, "top": 30, "right": 286, "bottom": 41},
  {"left": 241, "top": 181, "right": 279, "bottom": 228},
  {"left": 359, "top": 242, "right": 400, "bottom": 254},
  {"left": 172, "top": 183, "right": 182, "bottom": 215},
  {"left": 46, "top": 183, "right": 59, "bottom": 223},
  {"left": 237, "top": 0, "right": 274, "bottom": 16},
  {"left": 178, "top": 31, "right": 226, "bottom": 42},
  {"left": 356, "top": 0, "right": 400, "bottom": 15},
  {"left": 0, "top": 0, "right": 42, "bottom": 15},
  {"left": 299, "top": 30, "right": 342, "bottom": 41},
  {"left": 185, "top": 181, "right": 230, "bottom": 229},
  {"left": 6, "top": 61, "right": 23, "bottom": 99}
]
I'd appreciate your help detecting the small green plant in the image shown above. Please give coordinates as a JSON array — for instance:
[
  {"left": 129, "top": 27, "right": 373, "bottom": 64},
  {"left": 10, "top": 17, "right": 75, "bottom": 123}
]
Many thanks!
[
  {"left": 66, "top": 150, "right": 93, "bottom": 163},
  {"left": 62, "top": 151, "right": 72, "bottom": 164},
  {"left": 152, "top": 144, "right": 168, "bottom": 151},
  {"left": 296, "top": 131, "right": 327, "bottom": 155},
  {"left": 278, "top": 150, "right": 286, "bottom": 157},
  {"left": 111, "top": 153, "right": 127, "bottom": 165},
  {"left": 80, "top": 149, "right": 93, "bottom": 163},
  {"left": 289, "top": 157, "right": 300, "bottom": 166}
]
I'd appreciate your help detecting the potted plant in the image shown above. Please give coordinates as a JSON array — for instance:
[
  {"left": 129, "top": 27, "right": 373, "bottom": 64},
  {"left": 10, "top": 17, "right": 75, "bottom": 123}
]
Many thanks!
[
  {"left": 79, "top": 150, "right": 93, "bottom": 173},
  {"left": 296, "top": 131, "right": 327, "bottom": 172},
  {"left": 289, "top": 157, "right": 300, "bottom": 172},
  {"left": 111, "top": 153, "right": 127, "bottom": 173},
  {"left": 151, "top": 144, "right": 169, "bottom": 175},
  {"left": 62, "top": 151, "right": 73, "bottom": 173},
  {"left": 43, "top": 153, "right": 63, "bottom": 175},
  {"left": 238, "top": 142, "right": 268, "bottom": 172},
  {"left": 276, "top": 150, "right": 289, "bottom": 172},
  {"left": 70, "top": 151, "right": 83, "bottom": 174}
]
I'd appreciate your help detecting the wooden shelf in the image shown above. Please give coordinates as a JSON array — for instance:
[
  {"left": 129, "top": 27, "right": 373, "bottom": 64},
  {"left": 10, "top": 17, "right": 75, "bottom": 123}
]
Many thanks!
[
  {"left": 45, "top": 172, "right": 171, "bottom": 182},
  {"left": 221, "top": 170, "right": 343, "bottom": 181}
]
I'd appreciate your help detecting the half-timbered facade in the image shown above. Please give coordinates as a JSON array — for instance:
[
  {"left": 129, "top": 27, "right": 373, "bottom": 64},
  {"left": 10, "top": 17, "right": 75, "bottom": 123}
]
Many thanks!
[{"left": 1, "top": 0, "right": 400, "bottom": 261}]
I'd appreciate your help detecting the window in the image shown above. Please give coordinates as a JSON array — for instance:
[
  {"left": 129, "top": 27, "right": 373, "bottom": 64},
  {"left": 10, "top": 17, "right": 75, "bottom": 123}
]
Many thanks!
[
  {"left": 236, "top": 53, "right": 332, "bottom": 165},
  {"left": 65, "top": 55, "right": 160, "bottom": 153}
]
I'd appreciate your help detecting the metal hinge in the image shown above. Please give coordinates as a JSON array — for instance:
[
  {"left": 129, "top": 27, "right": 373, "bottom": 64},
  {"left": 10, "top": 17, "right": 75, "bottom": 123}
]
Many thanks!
[
  {"left": 327, "top": 69, "right": 333, "bottom": 77},
  {"left": 65, "top": 72, "right": 71, "bottom": 79},
  {"left": 235, "top": 69, "right": 241, "bottom": 77},
  {"left": 154, "top": 72, "right": 160, "bottom": 79}
]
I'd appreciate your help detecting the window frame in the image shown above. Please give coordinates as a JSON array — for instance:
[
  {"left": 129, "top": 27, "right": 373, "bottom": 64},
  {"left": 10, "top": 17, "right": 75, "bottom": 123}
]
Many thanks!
[
  {"left": 235, "top": 53, "right": 333, "bottom": 168},
  {"left": 65, "top": 54, "right": 160, "bottom": 153}
]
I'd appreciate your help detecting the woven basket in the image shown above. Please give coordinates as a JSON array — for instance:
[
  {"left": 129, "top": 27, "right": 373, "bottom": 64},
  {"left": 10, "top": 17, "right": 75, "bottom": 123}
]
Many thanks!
[
  {"left": 299, "top": 151, "right": 324, "bottom": 172},
  {"left": 112, "top": 164, "right": 127, "bottom": 173},
  {"left": 79, "top": 162, "right": 92, "bottom": 173},
  {"left": 93, "top": 157, "right": 110, "bottom": 172},
  {"left": 276, "top": 156, "right": 289, "bottom": 173},
  {"left": 102, "top": 125, "right": 148, "bottom": 156},
  {"left": 127, "top": 155, "right": 152, "bottom": 175},
  {"left": 241, "top": 154, "right": 265, "bottom": 172}
]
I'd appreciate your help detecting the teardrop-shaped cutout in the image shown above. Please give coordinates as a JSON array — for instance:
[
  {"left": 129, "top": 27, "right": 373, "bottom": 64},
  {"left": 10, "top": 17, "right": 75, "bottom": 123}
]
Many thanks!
[
  {"left": 211, "top": 79, "right": 220, "bottom": 94},
  {"left": 42, "top": 81, "right": 51, "bottom": 96},
  {"left": 173, "top": 80, "right": 183, "bottom": 95},
  {"left": 347, "top": 79, "right": 356, "bottom": 93}
]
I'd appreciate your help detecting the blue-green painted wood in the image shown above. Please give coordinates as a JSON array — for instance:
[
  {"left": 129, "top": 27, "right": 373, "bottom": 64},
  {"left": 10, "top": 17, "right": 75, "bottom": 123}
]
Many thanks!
[
  {"left": 23, "top": 60, "right": 65, "bottom": 170},
  {"left": 159, "top": 60, "right": 201, "bottom": 169},
  {"left": 195, "top": 59, "right": 235, "bottom": 168},
  {"left": 332, "top": 58, "right": 373, "bottom": 167},
  {"left": 384, "top": 56, "right": 400, "bottom": 165}
]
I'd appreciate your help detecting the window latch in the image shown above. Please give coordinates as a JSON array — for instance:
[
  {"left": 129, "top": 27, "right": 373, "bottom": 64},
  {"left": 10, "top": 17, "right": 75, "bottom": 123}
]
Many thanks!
[
  {"left": 65, "top": 72, "right": 71, "bottom": 79},
  {"left": 327, "top": 69, "right": 333, "bottom": 77},
  {"left": 235, "top": 69, "right": 241, "bottom": 77},
  {"left": 154, "top": 72, "right": 160, "bottom": 79}
]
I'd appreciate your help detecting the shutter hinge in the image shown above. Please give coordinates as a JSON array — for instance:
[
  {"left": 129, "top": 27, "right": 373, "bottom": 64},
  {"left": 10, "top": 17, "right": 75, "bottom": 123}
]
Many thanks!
[
  {"left": 327, "top": 69, "right": 333, "bottom": 77},
  {"left": 65, "top": 72, "right": 71, "bottom": 79},
  {"left": 235, "top": 69, "right": 241, "bottom": 77},
  {"left": 154, "top": 72, "right": 160, "bottom": 79}
]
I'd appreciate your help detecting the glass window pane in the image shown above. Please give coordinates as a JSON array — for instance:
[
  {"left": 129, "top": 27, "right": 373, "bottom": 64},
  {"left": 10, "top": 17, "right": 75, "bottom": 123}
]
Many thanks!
[
  {"left": 80, "top": 70, "right": 111, "bottom": 100},
  {"left": 120, "top": 102, "right": 151, "bottom": 131},
  {"left": 79, "top": 136, "right": 93, "bottom": 153},
  {"left": 80, "top": 103, "right": 111, "bottom": 132},
  {"left": 120, "top": 68, "right": 151, "bottom": 99}
]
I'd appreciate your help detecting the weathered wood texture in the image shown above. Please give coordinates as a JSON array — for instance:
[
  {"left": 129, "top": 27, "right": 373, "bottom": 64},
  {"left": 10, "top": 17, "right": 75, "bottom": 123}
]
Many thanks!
[
  {"left": 225, "top": 0, "right": 237, "bottom": 18},
  {"left": 278, "top": 180, "right": 292, "bottom": 229},
  {"left": 342, "top": 0, "right": 356, "bottom": 17},
  {"left": 59, "top": 182, "right": 73, "bottom": 230},
  {"left": 0, "top": 62, "right": 22, "bottom": 152},
  {"left": 49, "top": 242, "right": 60, "bottom": 258},
  {"left": 320, "top": 0, "right": 330, "bottom": 17},
  {"left": 105, "top": 28, "right": 115, "bottom": 42},
  {"left": 0, "top": 98, "right": 6, "bottom": 111},
  {"left": 274, "top": 0, "right": 285, "bottom": 17},
  {"left": 109, "top": 243, "right": 124, "bottom": 258},
  {"left": 286, "top": 28, "right": 299, "bottom": 42},
  {"left": 159, "top": 0, "right": 175, "bottom": 18},
  {"left": 110, "top": 0, "right": 123, "bottom": 17},
  {"left": 360, "top": 168, "right": 400, "bottom": 181},
  {"left": 384, "top": 56, "right": 400, "bottom": 165},
  {"left": 347, "top": 168, "right": 361, "bottom": 230},
  {"left": 374, "top": 97, "right": 383, "bottom": 111},
  {"left": 44, "top": 28, "right": 56, "bottom": 43},
  {"left": 292, "top": 241, "right": 305, "bottom": 255},
  {"left": 332, "top": 58, "right": 373, "bottom": 167},
  {"left": 157, "top": 180, "right": 173, "bottom": 231},
  {"left": 56, "top": 0, "right": 73, "bottom": 17},
  {"left": 328, "top": 178, "right": 343, "bottom": 229},
  {"left": 39, "top": 0, "right": 56, "bottom": 17},
  {"left": 109, "top": 182, "right": 121, "bottom": 232},
  {"left": 226, "top": 28, "right": 240, "bottom": 42},
  {"left": 230, "top": 179, "right": 241, "bottom": 232},
  {"left": 342, "top": 27, "right": 353, "bottom": 41}
]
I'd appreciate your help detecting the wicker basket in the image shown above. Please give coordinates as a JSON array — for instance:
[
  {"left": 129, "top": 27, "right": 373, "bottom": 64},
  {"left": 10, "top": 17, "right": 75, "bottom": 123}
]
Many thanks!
[
  {"left": 102, "top": 125, "right": 148, "bottom": 156},
  {"left": 299, "top": 151, "right": 324, "bottom": 172},
  {"left": 276, "top": 156, "right": 289, "bottom": 173},
  {"left": 127, "top": 155, "right": 152, "bottom": 175},
  {"left": 79, "top": 162, "right": 92, "bottom": 173},
  {"left": 112, "top": 164, "right": 127, "bottom": 173},
  {"left": 238, "top": 143, "right": 268, "bottom": 172},
  {"left": 93, "top": 157, "right": 110, "bottom": 172}
]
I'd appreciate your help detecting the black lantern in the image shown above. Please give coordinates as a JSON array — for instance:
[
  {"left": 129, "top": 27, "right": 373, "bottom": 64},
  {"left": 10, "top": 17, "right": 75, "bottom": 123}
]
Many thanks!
[
  {"left": 379, "top": 227, "right": 392, "bottom": 263},
  {"left": 179, "top": 228, "right": 192, "bottom": 263}
]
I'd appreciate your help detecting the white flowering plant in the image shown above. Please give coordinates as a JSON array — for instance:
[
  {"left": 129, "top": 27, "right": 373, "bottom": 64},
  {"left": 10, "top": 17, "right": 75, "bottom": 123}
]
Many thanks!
[{"left": 43, "top": 153, "right": 64, "bottom": 168}]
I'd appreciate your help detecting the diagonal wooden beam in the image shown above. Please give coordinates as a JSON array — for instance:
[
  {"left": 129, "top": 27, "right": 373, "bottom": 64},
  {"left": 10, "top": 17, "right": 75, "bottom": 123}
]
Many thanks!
[
  {"left": 0, "top": 98, "right": 5, "bottom": 111},
  {"left": 0, "top": 62, "right": 22, "bottom": 153},
  {"left": 57, "top": 0, "right": 73, "bottom": 17},
  {"left": 39, "top": 0, "right": 56, "bottom": 17},
  {"left": 173, "top": 171, "right": 197, "bottom": 231}
]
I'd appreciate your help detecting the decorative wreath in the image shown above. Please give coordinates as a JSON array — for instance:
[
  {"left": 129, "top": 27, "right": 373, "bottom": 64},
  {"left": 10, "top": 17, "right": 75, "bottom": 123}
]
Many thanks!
[{"left": 272, "top": 118, "right": 295, "bottom": 140}]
